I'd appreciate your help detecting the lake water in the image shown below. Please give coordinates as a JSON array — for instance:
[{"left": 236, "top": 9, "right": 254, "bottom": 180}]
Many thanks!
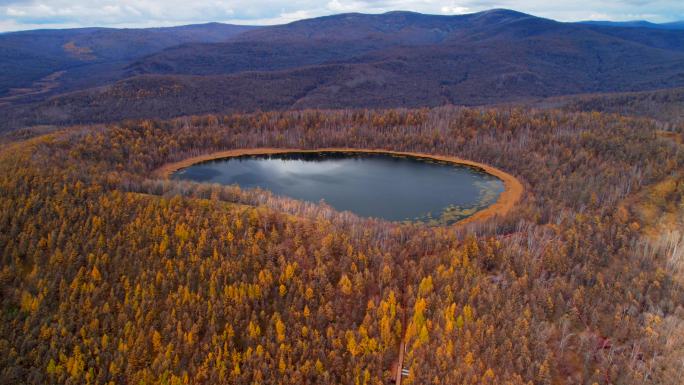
[{"left": 172, "top": 152, "right": 504, "bottom": 224}]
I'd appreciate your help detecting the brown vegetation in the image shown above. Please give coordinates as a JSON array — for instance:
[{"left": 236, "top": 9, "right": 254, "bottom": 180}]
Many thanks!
[
  {"left": 0, "top": 71, "right": 65, "bottom": 107},
  {"left": 1, "top": 107, "right": 683, "bottom": 384},
  {"left": 62, "top": 41, "right": 96, "bottom": 61}
]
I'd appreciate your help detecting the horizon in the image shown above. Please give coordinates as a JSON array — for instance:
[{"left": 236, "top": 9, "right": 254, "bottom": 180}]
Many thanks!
[{"left": 1, "top": 1, "right": 683, "bottom": 33}]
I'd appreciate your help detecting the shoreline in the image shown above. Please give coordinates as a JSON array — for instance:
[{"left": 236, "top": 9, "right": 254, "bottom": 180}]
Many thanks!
[{"left": 154, "top": 148, "right": 524, "bottom": 227}]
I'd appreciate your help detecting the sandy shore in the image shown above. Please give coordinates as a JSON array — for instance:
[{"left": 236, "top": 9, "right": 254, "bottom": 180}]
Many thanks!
[{"left": 155, "top": 148, "right": 524, "bottom": 227}]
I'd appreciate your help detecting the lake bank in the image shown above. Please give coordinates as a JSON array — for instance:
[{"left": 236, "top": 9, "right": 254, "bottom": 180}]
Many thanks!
[{"left": 155, "top": 148, "right": 524, "bottom": 226}]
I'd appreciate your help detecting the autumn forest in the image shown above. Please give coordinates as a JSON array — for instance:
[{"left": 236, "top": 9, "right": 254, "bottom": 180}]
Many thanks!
[{"left": 0, "top": 106, "right": 682, "bottom": 385}]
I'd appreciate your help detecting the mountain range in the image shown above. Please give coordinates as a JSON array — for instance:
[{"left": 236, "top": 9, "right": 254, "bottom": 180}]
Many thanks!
[
  {"left": 1, "top": 9, "right": 683, "bottom": 130},
  {"left": 580, "top": 20, "right": 684, "bottom": 30},
  {"left": 0, "top": 23, "right": 256, "bottom": 102}
]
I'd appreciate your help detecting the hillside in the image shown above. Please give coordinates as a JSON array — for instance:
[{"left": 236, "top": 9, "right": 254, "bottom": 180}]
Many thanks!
[
  {"left": 128, "top": 10, "right": 684, "bottom": 79},
  {"left": 2, "top": 107, "right": 683, "bottom": 384},
  {"left": 1, "top": 9, "right": 684, "bottom": 131},
  {"left": 3, "top": 7, "right": 684, "bottom": 385},
  {"left": 521, "top": 87, "right": 684, "bottom": 124},
  {"left": 0, "top": 23, "right": 258, "bottom": 101},
  {"left": 581, "top": 20, "right": 684, "bottom": 30}
]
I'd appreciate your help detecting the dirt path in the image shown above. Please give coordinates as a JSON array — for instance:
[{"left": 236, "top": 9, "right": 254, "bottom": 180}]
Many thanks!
[
  {"left": 155, "top": 148, "right": 524, "bottom": 226},
  {"left": 395, "top": 341, "right": 406, "bottom": 385}
]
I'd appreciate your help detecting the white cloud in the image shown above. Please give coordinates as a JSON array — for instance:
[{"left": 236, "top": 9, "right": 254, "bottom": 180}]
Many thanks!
[
  {"left": 440, "top": 5, "right": 469, "bottom": 14},
  {"left": 328, "top": 0, "right": 368, "bottom": 12},
  {"left": 5, "top": 7, "right": 26, "bottom": 16},
  {"left": 225, "top": 9, "right": 324, "bottom": 25},
  {"left": 0, "top": 0, "right": 682, "bottom": 32}
]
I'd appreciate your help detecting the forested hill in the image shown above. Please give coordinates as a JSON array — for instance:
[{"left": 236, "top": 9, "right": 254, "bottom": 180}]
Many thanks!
[
  {"left": 580, "top": 20, "right": 684, "bottom": 30},
  {"left": 2, "top": 107, "right": 683, "bottom": 384},
  {"left": 1, "top": 9, "right": 684, "bottom": 131},
  {"left": 0, "top": 23, "right": 257, "bottom": 101}
]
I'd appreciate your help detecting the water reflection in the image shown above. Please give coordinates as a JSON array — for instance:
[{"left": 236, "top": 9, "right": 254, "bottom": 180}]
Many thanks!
[{"left": 173, "top": 152, "right": 504, "bottom": 224}]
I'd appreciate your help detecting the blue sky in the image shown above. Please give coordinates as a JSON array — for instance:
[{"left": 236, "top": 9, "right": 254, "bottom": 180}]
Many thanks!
[{"left": 1, "top": 0, "right": 683, "bottom": 32}]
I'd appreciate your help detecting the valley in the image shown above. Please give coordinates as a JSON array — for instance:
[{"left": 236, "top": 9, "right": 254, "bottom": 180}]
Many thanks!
[
  {"left": 1, "top": 9, "right": 684, "bottom": 131},
  {"left": 0, "top": 6, "right": 683, "bottom": 385}
]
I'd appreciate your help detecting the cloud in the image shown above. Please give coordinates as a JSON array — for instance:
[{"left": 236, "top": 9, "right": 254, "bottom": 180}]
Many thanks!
[
  {"left": 0, "top": 0, "right": 682, "bottom": 31},
  {"left": 0, "top": 0, "right": 32, "bottom": 4},
  {"left": 440, "top": 4, "right": 470, "bottom": 14}
]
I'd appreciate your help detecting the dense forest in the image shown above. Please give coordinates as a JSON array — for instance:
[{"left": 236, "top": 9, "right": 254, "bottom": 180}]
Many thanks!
[
  {"left": 540, "top": 87, "right": 684, "bottom": 126},
  {"left": 3, "top": 9, "right": 684, "bottom": 133},
  {"left": 1, "top": 107, "right": 683, "bottom": 384}
]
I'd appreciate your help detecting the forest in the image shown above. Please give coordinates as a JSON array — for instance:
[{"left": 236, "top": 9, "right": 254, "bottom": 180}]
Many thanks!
[{"left": 1, "top": 106, "right": 683, "bottom": 385}]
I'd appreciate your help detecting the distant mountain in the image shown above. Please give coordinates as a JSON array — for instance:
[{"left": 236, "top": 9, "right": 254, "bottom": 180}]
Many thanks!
[
  {"left": 119, "top": 10, "right": 684, "bottom": 95},
  {"left": 127, "top": 10, "right": 549, "bottom": 76},
  {"left": 0, "top": 23, "right": 258, "bottom": 100},
  {"left": 1, "top": 9, "right": 684, "bottom": 131},
  {"left": 581, "top": 20, "right": 684, "bottom": 30},
  {"left": 665, "top": 21, "right": 684, "bottom": 29}
]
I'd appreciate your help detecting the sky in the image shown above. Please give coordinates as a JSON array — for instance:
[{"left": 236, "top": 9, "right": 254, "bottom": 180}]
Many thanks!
[{"left": 0, "top": 0, "right": 682, "bottom": 32}]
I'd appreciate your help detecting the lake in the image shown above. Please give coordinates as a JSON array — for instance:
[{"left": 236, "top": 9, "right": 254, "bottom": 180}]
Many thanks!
[{"left": 172, "top": 152, "right": 505, "bottom": 224}]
